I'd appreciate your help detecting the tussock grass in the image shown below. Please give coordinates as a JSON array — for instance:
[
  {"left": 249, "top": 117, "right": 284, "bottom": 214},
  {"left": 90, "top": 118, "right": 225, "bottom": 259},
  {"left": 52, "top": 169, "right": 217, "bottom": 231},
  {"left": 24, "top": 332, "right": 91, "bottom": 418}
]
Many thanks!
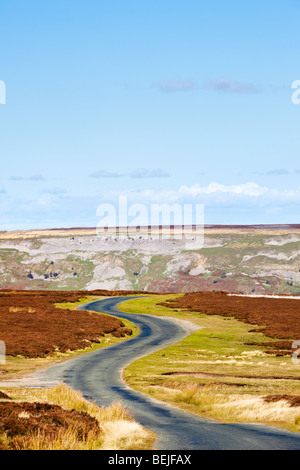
[
  {"left": 155, "top": 382, "right": 300, "bottom": 430},
  {"left": 36, "top": 384, "right": 156, "bottom": 449},
  {"left": 122, "top": 295, "right": 300, "bottom": 434},
  {"left": 44, "top": 384, "right": 156, "bottom": 450},
  {"left": 101, "top": 420, "right": 155, "bottom": 450},
  {"left": 11, "top": 424, "right": 104, "bottom": 451},
  {"left": 1, "top": 384, "right": 156, "bottom": 450}
]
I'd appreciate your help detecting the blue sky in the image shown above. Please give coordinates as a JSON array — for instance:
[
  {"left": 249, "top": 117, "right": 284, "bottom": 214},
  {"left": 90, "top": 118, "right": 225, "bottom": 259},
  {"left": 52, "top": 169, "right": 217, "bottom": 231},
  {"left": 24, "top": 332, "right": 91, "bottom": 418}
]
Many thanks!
[{"left": 0, "top": 0, "right": 300, "bottom": 229}]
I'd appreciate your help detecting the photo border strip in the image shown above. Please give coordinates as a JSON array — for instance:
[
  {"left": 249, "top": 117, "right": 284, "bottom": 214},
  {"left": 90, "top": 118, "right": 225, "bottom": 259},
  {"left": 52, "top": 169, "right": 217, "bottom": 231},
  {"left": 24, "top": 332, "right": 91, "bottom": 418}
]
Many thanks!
[{"left": 0, "top": 80, "right": 6, "bottom": 105}]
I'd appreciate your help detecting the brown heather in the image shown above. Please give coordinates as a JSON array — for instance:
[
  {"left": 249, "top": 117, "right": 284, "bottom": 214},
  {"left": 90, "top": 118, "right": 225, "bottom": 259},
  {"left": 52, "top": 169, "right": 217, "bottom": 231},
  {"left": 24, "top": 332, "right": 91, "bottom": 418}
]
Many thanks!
[
  {"left": 160, "top": 291, "right": 300, "bottom": 355},
  {"left": 0, "top": 290, "right": 134, "bottom": 358}
]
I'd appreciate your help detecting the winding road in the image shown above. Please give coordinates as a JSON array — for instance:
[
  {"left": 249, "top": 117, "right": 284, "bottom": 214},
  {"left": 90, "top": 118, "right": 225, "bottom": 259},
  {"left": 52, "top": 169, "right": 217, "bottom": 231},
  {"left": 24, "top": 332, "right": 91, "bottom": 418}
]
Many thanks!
[{"left": 40, "top": 297, "right": 300, "bottom": 450}]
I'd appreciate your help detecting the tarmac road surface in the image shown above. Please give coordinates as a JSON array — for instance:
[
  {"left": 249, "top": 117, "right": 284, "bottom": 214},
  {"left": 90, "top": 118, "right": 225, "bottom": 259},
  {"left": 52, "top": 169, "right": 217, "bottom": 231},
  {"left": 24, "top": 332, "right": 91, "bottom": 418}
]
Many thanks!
[{"left": 41, "top": 296, "right": 300, "bottom": 450}]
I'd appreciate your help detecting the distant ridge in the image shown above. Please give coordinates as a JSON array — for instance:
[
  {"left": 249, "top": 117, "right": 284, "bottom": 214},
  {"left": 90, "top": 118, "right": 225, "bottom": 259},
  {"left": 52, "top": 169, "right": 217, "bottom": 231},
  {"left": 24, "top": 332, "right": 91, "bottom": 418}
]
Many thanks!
[
  {"left": 46, "top": 224, "right": 300, "bottom": 231},
  {"left": 1, "top": 224, "right": 300, "bottom": 238},
  {"left": 1, "top": 224, "right": 300, "bottom": 293},
  {"left": 204, "top": 224, "right": 300, "bottom": 230}
]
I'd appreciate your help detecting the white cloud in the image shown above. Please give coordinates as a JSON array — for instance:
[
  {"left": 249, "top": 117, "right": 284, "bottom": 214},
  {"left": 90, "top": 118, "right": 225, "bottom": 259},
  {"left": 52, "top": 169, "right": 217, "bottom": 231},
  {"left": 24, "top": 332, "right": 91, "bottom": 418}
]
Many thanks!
[
  {"left": 204, "top": 78, "right": 261, "bottom": 94},
  {"left": 266, "top": 169, "right": 290, "bottom": 176},
  {"left": 2, "top": 182, "right": 300, "bottom": 230},
  {"left": 97, "top": 182, "right": 300, "bottom": 206},
  {"left": 90, "top": 168, "right": 170, "bottom": 179},
  {"left": 130, "top": 168, "right": 170, "bottom": 178},
  {"left": 41, "top": 187, "right": 67, "bottom": 195},
  {"left": 154, "top": 80, "right": 196, "bottom": 93},
  {"left": 90, "top": 170, "right": 124, "bottom": 178},
  {"left": 179, "top": 182, "right": 268, "bottom": 197},
  {"left": 10, "top": 174, "right": 45, "bottom": 181}
]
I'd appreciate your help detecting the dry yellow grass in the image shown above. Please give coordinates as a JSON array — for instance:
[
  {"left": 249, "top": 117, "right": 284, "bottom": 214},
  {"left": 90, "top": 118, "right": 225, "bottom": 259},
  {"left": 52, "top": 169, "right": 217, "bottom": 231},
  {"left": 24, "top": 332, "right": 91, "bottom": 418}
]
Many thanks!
[
  {"left": 144, "top": 381, "right": 300, "bottom": 432},
  {"left": 123, "top": 295, "right": 300, "bottom": 433},
  {"left": 12, "top": 425, "right": 104, "bottom": 451},
  {"left": 2, "top": 384, "right": 156, "bottom": 450},
  {"left": 47, "top": 384, "right": 156, "bottom": 450}
]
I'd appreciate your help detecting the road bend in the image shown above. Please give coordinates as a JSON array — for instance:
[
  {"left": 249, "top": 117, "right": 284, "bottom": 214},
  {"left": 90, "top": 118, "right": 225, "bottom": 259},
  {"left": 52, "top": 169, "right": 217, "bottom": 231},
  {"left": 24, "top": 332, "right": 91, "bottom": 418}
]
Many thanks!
[{"left": 41, "top": 296, "right": 300, "bottom": 450}]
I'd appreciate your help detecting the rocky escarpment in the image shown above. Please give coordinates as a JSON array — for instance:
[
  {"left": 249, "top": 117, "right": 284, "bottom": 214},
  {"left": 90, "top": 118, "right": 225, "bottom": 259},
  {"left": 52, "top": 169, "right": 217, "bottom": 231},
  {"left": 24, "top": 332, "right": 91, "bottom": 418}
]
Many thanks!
[{"left": 0, "top": 227, "right": 300, "bottom": 294}]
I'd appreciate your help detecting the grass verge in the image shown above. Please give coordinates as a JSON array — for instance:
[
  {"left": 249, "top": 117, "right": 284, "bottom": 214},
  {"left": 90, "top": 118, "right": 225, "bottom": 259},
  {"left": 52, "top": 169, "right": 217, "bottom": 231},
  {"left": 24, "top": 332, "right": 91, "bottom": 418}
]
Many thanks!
[
  {"left": 0, "top": 383, "right": 156, "bottom": 450},
  {"left": 121, "top": 294, "right": 300, "bottom": 433}
]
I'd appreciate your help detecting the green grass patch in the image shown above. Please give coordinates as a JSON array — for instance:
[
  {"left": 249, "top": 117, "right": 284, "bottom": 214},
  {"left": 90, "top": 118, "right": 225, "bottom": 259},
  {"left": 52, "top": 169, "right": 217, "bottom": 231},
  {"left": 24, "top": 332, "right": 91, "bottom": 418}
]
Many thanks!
[{"left": 121, "top": 295, "right": 300, "bottom": 433}]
